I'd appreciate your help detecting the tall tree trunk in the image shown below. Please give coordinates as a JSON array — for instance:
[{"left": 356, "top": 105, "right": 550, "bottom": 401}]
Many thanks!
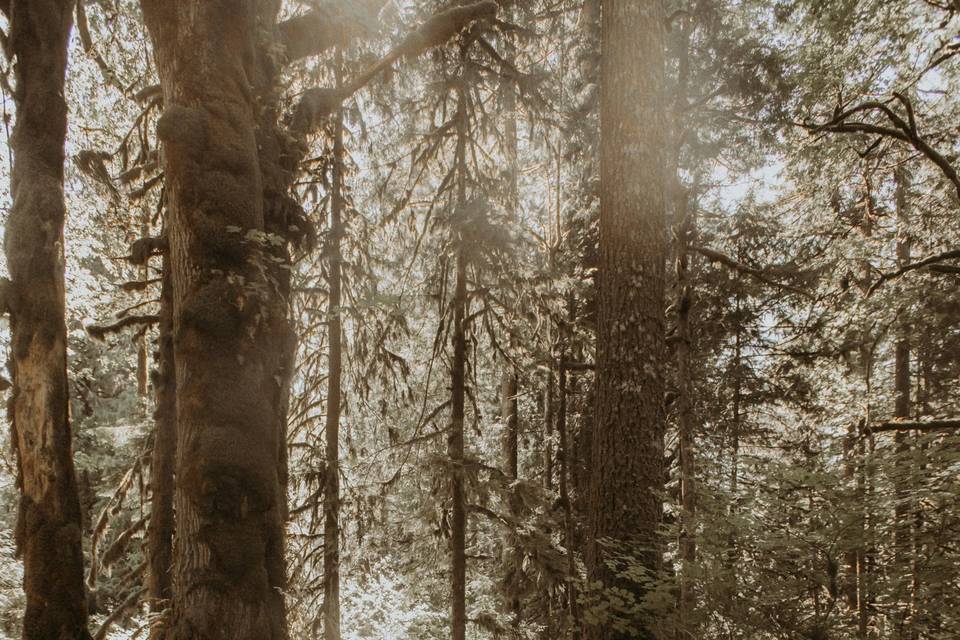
[
  {"left": 449, "top": 81, "right": 469, "bottom": 640},
  {"left": 140, "top": 3, "right": 289, "bottom": 637},
  {"left": 146, "top": 255, "right": 176, "bottom": 628},
  {"left": 675, "top": 199, "right": 697, "bottom": 633},
  {"left": 2, "top": 1, "right": 91, "bottom": 638},
  {"left": 586, "top": 1, "right": 667, "bottom": 638},
  {"left": 323, "top": 53, "right": 345, "bottom": 640},
  {"left": 893, "top": 168, "right": 913, "bottom": 639},
  {"left": 500, "top": 44, "right": 522, "bottom": 625}
]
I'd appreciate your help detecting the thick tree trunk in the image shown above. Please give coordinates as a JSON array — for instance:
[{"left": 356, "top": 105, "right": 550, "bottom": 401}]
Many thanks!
[
  {"left": 140, "top": 2, "right": 289, "bottom": 637},
  {"left": 322, "top": 59, "right": 345, "bottom": 640},
  {"left": 146, "top": 256, "right": 176, "bottom": 627},
  {"left": 3, "top": 1, "right": 91, "bottom": 638},
  {"left": 449, "top": 83, "right": 469, "bottom": 640},
  {"left": 585, "top": 1, "right": 667, "bottom": 638}
]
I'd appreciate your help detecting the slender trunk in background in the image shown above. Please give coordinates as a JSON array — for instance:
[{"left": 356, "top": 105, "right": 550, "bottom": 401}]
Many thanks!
[
  {"left": 146, "top": 255, "right": 176, "bottom": 626},
  {"left": 893, "top": 168, "right": 914, "bottom": 639},
  {"left": 557, "top": 353, "right": 581, "bottom": 638},
  {"left": 137, "top": 213, "right": 151, "bottom": 398},
  {"left": 323, "top": 53, "right": 345, "bottom": 640},
  {"left": 139, "top": 3, "right": 289, "bottom": 637},
  {"left": 675, "top": 198, "right": 697, "bottom": 633},
  {"left": 543, "top": 365, "right": 555, "bottom": 491},
  {"left": 499, "top": 43, "right": 522, "bottom": 625},
  {"left": 586, "top": 1, "right": 667, "bottom": 638},
  {"left": 859, "top": 339, "right": 875, "bottom": 639},
  {"left": 449, "top": 81, "right": 470, "bottom": 640},
  {"left": 2, "top": 2, "right": 91, "bottom": 638}
]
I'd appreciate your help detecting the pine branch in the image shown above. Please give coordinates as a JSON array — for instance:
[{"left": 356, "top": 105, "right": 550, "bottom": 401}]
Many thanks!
[
  {"left": 867, "top": 248, "right": 960, "bottom": 295},
  {"left": 693, "top": 245, "right": 813, "bottom": 298}
]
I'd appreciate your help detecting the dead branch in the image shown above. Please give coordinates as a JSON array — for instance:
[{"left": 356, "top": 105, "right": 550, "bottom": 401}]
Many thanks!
[{"left": 94, "top": 586, "right": 146, "bottom": 640}]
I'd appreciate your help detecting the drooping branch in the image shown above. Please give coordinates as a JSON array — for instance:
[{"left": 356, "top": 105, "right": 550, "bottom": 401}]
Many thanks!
[
  {"left": 87, "top": 315, "right": 160, "bottom": 341},
  {"left": 289, "top": 1, "right": 499, "bottom": 136},
  {"left": 805, "top": 94, "right": 960, "bottom": 199},
  {"left": 693, "top": 245, "right": 813, "bottom": 298},
  {"left": 868, "top": 248, "right": 960, "bottom": 295}
]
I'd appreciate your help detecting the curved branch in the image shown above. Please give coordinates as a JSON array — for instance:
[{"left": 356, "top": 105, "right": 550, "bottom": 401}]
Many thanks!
[{"left": 867, "top": 248, "right": 960, "bottom": 295}]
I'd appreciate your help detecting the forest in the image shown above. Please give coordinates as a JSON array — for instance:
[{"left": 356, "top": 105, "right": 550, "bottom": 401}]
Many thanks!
[{"left": 0, "top": 0, "right": 958, "bottom": 639}]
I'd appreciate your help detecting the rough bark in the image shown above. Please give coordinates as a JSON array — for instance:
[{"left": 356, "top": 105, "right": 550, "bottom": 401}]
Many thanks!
[
  {"left": 322, "top": 57, "right": 345, "bottom": 640},
  {"left": 146, "top": 256, "right": 176, "bottom": 627},
  {"left": 3, "top": 1, "right": 91, "bottom": 638},
  {"left": 585, "top": 1, "right": 667, "bottom": 638},
  {"left": 139, "top": 2, "right": 290, "bottom": 637}
]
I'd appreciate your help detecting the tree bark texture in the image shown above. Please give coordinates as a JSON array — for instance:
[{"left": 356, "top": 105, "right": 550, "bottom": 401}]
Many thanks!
[
  {"left": 3, "top": 1, "right": 91, "bottom": 638},
  {"left": 146, "top": 256, "right": 176, "bottom": 627},
  {"left": 586, "top": 1, "right": 667, "bottom": 638},
  {"left": 140, "top": 2, "right": 292, "bottom": 637}
]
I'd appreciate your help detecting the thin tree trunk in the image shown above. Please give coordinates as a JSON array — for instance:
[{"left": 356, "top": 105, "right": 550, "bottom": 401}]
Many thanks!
[
  {"left": 146, "top": 255, "right": 176, "bottom": 628},
  {"left": 557, "top": 356, "right": 581, "bottom": 637},
  {"left": 449, "top": 80, "right": 469, "bottom": 640},
  {"left": 2, "top": 1, "right": 91, "bottom": 638},
  {"left": 586, "top": 1, "right": 667, "bottom": 638},
  {"left": 323, "top": 52, "right": 345, "bottom": 640},
  {"left": 500, "top": 40, "right": 522, "bottom": 625},
  {"left": 675, "top": 198, "right": 697, "bottom": 633},
  {"left": 893, "top": 167, "right": 913, "bottom": 639},
  {"left": 140, "top": 3, "right": 289, "bottom": 637}
]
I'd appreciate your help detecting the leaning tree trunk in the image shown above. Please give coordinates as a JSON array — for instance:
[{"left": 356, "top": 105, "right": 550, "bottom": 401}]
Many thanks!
[
  {"left": 585, "top": 1, "right": 667, "bottom": 639},
  {"left": 140, "top": 2, "right": 289, "bottom": 637},
  {"left": 2, "top": 1, "right": 91, "bottom": 638}
]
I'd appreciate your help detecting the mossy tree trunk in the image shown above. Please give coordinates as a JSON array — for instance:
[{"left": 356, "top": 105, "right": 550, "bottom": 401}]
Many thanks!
[
  {"left": 140, "top": 2, "right": 291, "bottom": 637},
  {"left": 585, "top": 1, "right": 667, "bottom": 638},
  {"left": 2, "top": 1, "right": 91, "bottom": 638}
]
